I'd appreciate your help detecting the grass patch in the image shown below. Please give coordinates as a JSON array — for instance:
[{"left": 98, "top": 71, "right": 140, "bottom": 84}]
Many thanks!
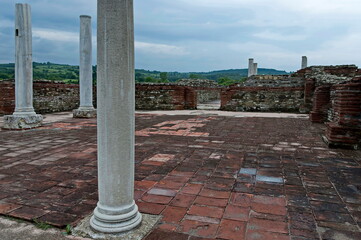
[
  {"left": 62, "top": 224, "right": 72, "bottom": 235},
  {"left": 33, "top": 218, "right": 52, "bottom": 230}
]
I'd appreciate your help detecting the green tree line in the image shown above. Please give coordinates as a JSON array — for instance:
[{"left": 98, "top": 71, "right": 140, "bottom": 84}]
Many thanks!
[{"left": 0, "top": 62, "right": 288, "bottom": 86}]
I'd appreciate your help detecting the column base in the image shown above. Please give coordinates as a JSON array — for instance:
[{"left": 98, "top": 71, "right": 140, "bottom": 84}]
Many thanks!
[
  {"left": 90, "top": 202, "right": 142, "bottom": 233},
  {"left": 73, "top": 108, "right": 97, "bottom": 118},
  {"left": 3, "top": 114, "right": 43, "bottom": 130}
]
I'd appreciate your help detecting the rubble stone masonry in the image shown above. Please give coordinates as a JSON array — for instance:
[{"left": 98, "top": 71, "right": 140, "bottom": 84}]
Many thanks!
[
  {"left": 221, "top": 86, "right": 305, "bottom": 112},
  {"left": 0, "top": 80, "right": 82, "bottom": 115}
]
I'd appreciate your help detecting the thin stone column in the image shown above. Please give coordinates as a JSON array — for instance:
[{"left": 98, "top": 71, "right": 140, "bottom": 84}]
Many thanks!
[
  {"left": 73, "top": 15, "right": 96, "bottom": 118},
  {"left": 3, "top": 3, "right": 42, "bottom": 130},
  {"left": 90, "top": 0, "right": 142, "bottom": 233},
  {"left": 302, "top": 56, "right": 308, "bottom": 69},
  {"left": 248, "top": 58, "right": 254, "bottom": 77},
  {"left": 253, "top": 63, "right": 258, "bottom": 75}
]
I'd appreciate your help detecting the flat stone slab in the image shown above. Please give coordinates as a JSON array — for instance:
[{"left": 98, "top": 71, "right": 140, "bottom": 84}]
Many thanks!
[
  {"left": 3, "top": 114, "right": 43, "bottom": 129},
  {"left": 73, "top": 214, "right": 160, "bottom": 240},
  {"left": 73, "top": 109, "right": 97, "bottom": 118}
]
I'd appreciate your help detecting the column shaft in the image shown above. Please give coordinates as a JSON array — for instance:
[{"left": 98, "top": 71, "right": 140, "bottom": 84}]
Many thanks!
[
  {"left": 3, "top": 3, "right": 42, "bottom": 129},
  {"left": 302, "top": 56, "right": 308, "bottom": 69},
  {"left": 14, "top": 3, "right": 35, "bottom": 114},
  {"left": 248, "top": 58, "right": 254, "bottom": 77},
  {"left": 90, "top": 0, "right": 141, "bottom": 233},
  {"left": 253, "top": 63, "right": 258, "bottom": 76},
  {"left": 74, "top": 15, "right": 96, "bottom": 118}
]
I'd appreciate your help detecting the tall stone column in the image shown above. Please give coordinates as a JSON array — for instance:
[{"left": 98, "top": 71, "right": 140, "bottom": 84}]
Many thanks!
[
  {"left": 248, "top": 58, "right": 254, "bottom": 77},
  {"left": 253, "top": 63, "right": 258, "bottom": 75},
  {"left": 73, "top": 15, "right": 96, "bottom": 118},
  {"left": 302, "top": 56, "right": 308, "bottom": 69},
  {"left": 3, "top": 3, "right": 42, "bottom": 130},
  {"left": 90, "top": 0, "right": 142, "bottom": 233}
]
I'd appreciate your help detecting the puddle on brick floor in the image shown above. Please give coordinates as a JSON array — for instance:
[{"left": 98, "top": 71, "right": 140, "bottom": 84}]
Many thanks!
[
  {"left": 256, "top": 175, "right": 284, "bottom": 184},
  {"left": 239, "top": 168, "right": 257, "bottom": 175}
]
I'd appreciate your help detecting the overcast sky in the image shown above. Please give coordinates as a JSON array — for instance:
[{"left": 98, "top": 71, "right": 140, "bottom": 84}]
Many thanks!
[{"left": 1, "top": 0, "right": 361, "bottom": 72}]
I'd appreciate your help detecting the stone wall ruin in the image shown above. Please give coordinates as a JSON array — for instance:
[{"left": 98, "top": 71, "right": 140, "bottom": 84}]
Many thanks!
[{"left": 221, "top": 75, "right": 306, "bottom": 112}]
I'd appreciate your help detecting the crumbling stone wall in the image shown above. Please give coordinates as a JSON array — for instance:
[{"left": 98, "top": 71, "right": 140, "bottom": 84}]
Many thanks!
[
  {"left": 0, "top": 81, "right": 198, "bottom": 115},
  {"left": 177, "top": 78, "right": 220, "bottom": 88},
  {"left": 324, "top": 77, "right": 361, "bottom": 149},
  {"left": 196, "top": 89, "right": 220, "bottom": 103},
  {"left": 221, "top": 86, "right": 304, "bottom": 112},
  {"left": 135, "top": 83, "right": 196, "bottom": 110},
  {"left": 293, "top": 65, "right": 358, "bottom": 114},
  {"left": 299, "top": 65, "right": 361, "bottom": 149},
  {"left": 309, "top": 85, "right": 331, "bottom": 123},
  {"left": 33, "top": 80, "right": 80, "bottom": 114},
  {"left": 177, "top": 79, "right": 221, "bottom": 104},
  {"left": 0, "top": 81, "right": 15, "bottom": 115},
  {"left": 221, "top": 75, "right": 305, "bottom": 112},
  {"left": 0, "top": 80, "right": 82, "bottom": 115},
  {"left": 293, "top": 65, "right": 357, "bottom": 86},
  {"left": 242, "top": 75, "right": 304, "bottom": 87}
]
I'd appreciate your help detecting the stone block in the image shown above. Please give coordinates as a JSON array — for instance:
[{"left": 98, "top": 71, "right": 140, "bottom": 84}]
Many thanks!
[
  {"left": 73, "top": 108, "right": 97, "bottom": 118},
  {"left": 3, "top": 114, "right": 43, "bottom": 129}
]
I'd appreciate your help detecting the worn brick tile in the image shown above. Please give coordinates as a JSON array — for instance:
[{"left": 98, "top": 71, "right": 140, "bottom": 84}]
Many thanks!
[
  {"left": 134, "top": 180, "right": 157, "bottom": 191},
  {"left": 141, "top": 193, "right": 174, "bottom": 204},
  {"left": 217, "top": 219, "right": 246, "bottom": 240},
  {"left": 194, "top": 196, "right": 228, "bottom": 207},
  {"left": 0, "top": 202, "right": 22, "bottom": 214},
  {"left": 252, "top": 195, "right": 286, "bottom": 206},
  {"left": 38, "top": 211, "right": 79, "bottom": 227},
  {"left": 248, "top": 218, "right": 289, "bottom": 234},
  {"left": 317, "top": 221, "right": 359, "bottom": 232},
  {"left": 137, "top": 201, "right": 166, "bottom": 215},
  {"left": 251, "top": 202, "right": 287, "bottom": 216},
  {"left": 147, "top": 188, "right": 177, "bottom": 197},
  {"left": 310, "top": 200, "right": 348, "bottom": 213},
  {"left": 145, "top": 229, "right": 189, "bottom": 240},
  {"left": 188, "top": 205, "right": 224, "bottom": 219},
  {"left": 314, "top": 211, "right": 355, "bottom": 223},
  {"left": 155, "top": 180, "right": 185, "bottom": 190},
  {"left": 162, "top": 206, "right": 187, "bottom": 223},
  {"left": 246, "top": 230, "right": 290, "bottom": 240},
  {"left": 230, "top": 193, "right": 253, "bottom": 207},
  {"left": 290, "top": 219, "right": 317, "bottom": 231},
  {"left": 64, "top": 203, "right": 94, "bottom": 217},
  {"left": 317, "top": 227, "right": 361, "bottom": 240},
  {"left": 223, "top": 205, "right": 250, "bottom": 221},
  {"left": 199, "top": 189, "right": 230, "bottom": 199},
  {"left": 9, "top": 206, "right": 49, "bottom": 221},
  {"left": 24, "top": 180, "right": 59, "bottom": 192},
  {"left": 157, "top": 222, "right": 178, "bottom": 232},
  {"left": 43, "top": 186, "right": 75, "bottom": 196},
  {"left": 178, "top": 220, "right": 219, "bottom": 238},
  {"left": 290, "top": 228, "right": 320, "bottom": 239},
  {"left": 181, "top": 183, "right": 203, "bottom": 195},
  {"left": 170, "top": 194, "right": 196, "bottom": 208},
  {"left": 134, "top": 190, "right": 145, "bottom": 201},
  {"left": 184, "top": 215, "right": 220, "bottom": 224}
]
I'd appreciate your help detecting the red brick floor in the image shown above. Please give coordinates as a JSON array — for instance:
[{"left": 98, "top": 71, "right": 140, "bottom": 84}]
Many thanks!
[{"left": 0, "top": 113, "right": 360, "bottom": 239}]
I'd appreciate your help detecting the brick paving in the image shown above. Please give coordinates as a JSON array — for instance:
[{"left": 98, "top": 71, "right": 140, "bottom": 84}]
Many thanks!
[{"left": 0, "top": 112, "right": 360, "bottom": 239}]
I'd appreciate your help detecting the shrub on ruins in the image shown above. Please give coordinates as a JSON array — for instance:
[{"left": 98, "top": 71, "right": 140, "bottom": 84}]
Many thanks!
[{"left": 217, "top": 76, "right": 246, "bottom": 86}]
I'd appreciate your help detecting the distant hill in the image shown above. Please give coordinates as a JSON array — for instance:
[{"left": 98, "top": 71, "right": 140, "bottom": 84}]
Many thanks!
[{"left": 0, "top": 62, "right": 289, "bottom": 85}]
